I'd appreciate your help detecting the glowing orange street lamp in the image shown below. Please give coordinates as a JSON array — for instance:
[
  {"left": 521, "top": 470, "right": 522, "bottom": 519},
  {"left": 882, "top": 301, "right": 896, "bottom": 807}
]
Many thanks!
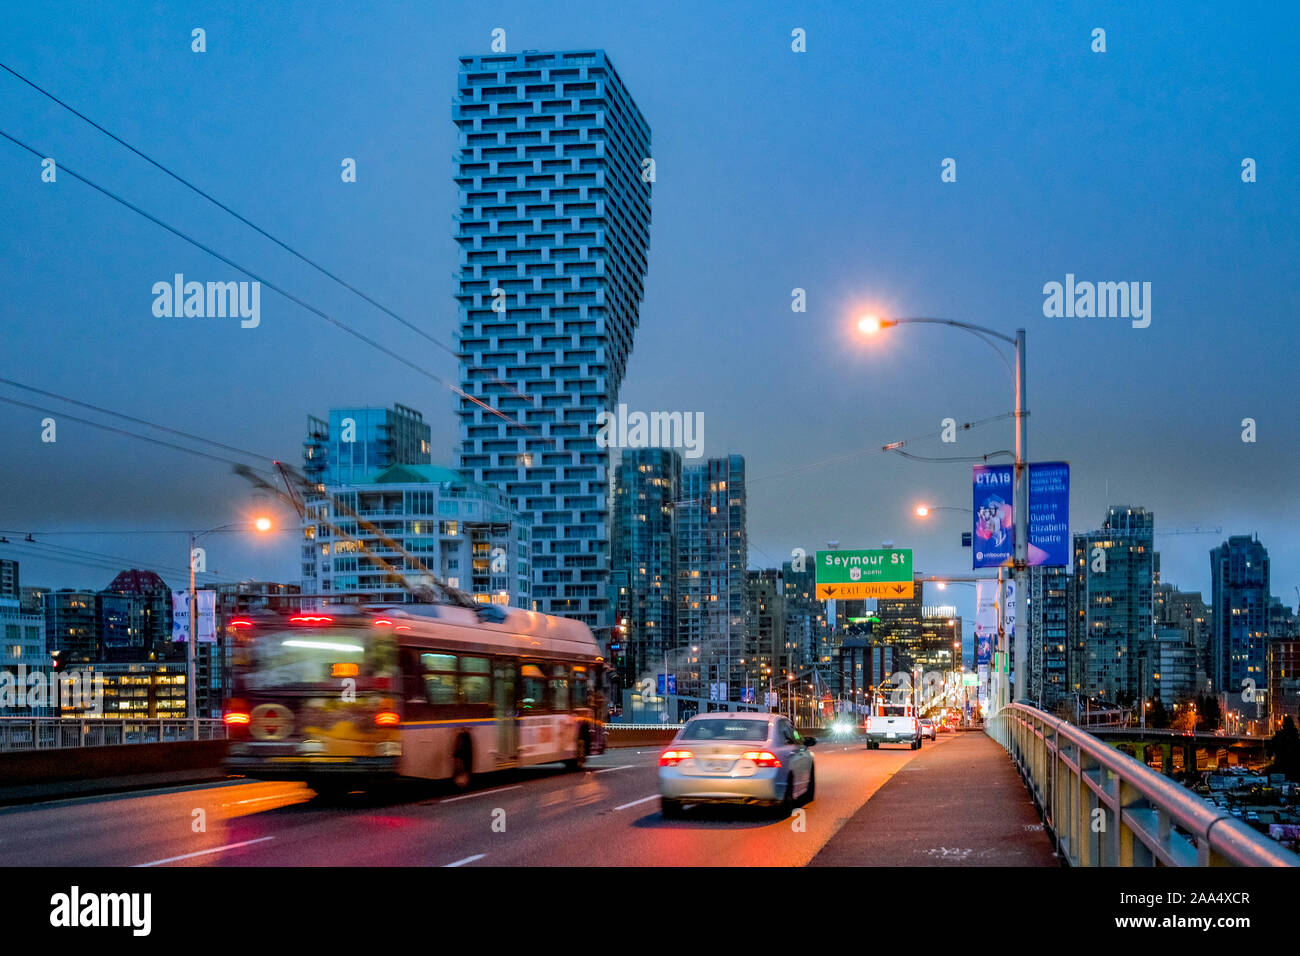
[
  {"left": 857, "top": 314, "right": 884, "bottom": 335},
  {"left": 186, "top": 516, "right": 277, "bottom": 733}
]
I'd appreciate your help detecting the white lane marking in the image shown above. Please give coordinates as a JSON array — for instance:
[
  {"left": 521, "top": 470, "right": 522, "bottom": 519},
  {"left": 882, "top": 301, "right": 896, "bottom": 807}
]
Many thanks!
[
  {"left": 135, "top": 836, "right": 275, "bottom": 867},
  {"left": 226, "top": 791, "right": 307, "bottom": 807},
  {"left": 594, "top": 764, "right": 633, "bottom": 774},
  {"left": 444, "top": 853, "right": 486, "bottom": 867},
  {"left": 440, "top": 785, "right": 521, "bottom": 804},
  {"left": 614, "top": 794, "right": 660, "bottom": 811}
]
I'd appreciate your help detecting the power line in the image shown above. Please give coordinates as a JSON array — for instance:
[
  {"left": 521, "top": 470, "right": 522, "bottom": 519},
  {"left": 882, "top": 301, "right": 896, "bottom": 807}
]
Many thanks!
[
  {"left": 3, "top": 542, "right": 210, "bottom": 583},
  {"left": 0, "top": 392, "right": 276, "bottom": 472},
  {"left": 890, "top": 448, "right": 1014, "bottom": 463},
  {"left": 0, "top": 376, "right": 277, "bottom": 463},
  {"left": 4, "top": 538, "right": 220, "bottom": 581},
  {"left": 0, "top": 528, "right": 272, "bottom": 536},
  {"left": 0, "top": 127, "right": 547, "bottom": 444},
  {"left": 0, "top": 60, "right": 533, "bottom": 402},
  {"left": 748, "top": 412, "right": 1013, "bottom": 484}
]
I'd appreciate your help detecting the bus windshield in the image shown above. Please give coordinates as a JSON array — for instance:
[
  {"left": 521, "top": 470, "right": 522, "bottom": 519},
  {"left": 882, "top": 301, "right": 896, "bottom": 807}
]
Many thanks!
[{"left": 241, "top": 628, "right": 397, "bottom": 690}]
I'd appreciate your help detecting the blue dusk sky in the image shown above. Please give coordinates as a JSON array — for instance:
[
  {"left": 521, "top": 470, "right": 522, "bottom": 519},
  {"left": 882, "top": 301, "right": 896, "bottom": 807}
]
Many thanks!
[{"left": 1, "top": 1, "right": 1297, "bottom": 626}]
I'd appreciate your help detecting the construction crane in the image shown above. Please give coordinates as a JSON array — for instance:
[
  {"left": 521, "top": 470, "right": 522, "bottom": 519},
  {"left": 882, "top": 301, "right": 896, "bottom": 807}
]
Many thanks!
[{"left": 1154, "top": 527, "right": 1222, "bottom": 537}]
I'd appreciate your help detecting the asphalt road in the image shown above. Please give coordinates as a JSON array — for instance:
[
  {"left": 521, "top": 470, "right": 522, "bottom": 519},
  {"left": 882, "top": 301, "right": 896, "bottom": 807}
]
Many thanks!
[{"left": 0, "top": 735, "right": 969, "bottom": 867}]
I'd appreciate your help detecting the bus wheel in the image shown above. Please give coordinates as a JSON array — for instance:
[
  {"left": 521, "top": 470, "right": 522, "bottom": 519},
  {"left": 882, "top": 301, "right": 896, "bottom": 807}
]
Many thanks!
[
  {"left": 565, "top": 730, "right": 588, "bottom": 771},
  {"left": 451, "top": 736, "right": 473, "bottom": 791}
]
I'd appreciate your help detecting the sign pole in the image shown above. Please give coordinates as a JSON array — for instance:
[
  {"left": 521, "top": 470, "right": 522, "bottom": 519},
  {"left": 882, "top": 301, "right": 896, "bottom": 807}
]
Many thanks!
[
  {"left": 1012, "top": 328, "right": 1029, "bottom": 704},
  {"left": 188, "top": 531, "right": 198, "bottom": 740}
]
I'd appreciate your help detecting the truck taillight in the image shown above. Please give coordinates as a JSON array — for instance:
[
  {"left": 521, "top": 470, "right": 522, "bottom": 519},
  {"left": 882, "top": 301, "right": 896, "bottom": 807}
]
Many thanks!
[
  {"left": 741, "top": 751, "right": 782, "bottom": 767},
  {"left": 659, "top": 749, "right": 693, "bottom": 766}
]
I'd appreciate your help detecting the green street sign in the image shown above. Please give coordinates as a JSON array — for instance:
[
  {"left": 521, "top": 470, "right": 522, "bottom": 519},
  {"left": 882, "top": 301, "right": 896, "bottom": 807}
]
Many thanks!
[{"left": 815, "top": 549, "right": 913, "bottom": 599}]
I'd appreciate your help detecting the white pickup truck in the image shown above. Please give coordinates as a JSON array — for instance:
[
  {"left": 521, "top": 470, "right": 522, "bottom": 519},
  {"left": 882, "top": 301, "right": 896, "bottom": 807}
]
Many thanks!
[{"left": 865, "top": 699, "right": 922, "bottom": 750}]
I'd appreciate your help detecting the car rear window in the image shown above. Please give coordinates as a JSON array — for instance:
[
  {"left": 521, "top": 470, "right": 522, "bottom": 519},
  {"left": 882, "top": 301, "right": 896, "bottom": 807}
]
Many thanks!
[{"left": 679, "top": 719, "right": 769, "bottom": 741}]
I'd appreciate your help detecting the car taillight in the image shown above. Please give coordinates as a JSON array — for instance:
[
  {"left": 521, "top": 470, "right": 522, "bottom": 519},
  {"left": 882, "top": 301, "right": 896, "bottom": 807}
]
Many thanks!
[
  {"left": 374, "top": 711, "right": 400, "bottom": 726},
  {"left": 741, "top": 751, "right": 782, "bottom": 767},
  {"left": 659, "top": 749, "right": 693, "bottom": 766}
]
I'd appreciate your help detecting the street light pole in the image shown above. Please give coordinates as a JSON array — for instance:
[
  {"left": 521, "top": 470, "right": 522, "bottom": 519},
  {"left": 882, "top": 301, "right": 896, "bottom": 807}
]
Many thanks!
[
  {"left": 186, "top": 517, "right": 274, "bottom": 739},
  {"left": 188, "top": 531, "right": 198, "bottom": 740},
  {"left": 1012, "top": 327, "right": 1028, "bottom": 703},
  {"left": 860, "top": 315, "right": 1030, "bottom": 709}
]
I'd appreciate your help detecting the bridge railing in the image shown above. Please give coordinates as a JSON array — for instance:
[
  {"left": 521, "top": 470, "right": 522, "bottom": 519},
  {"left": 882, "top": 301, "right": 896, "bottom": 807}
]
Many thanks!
[
  {"left": 987, "top": 703, "right": 1299, "bottom": 867},
  {"left": 0, "top": 718, "right": 227, "bottom": 751}
]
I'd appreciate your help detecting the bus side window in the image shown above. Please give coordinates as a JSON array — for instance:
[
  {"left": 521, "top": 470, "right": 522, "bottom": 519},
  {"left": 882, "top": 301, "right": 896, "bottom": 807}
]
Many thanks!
[
  {"left": 421, "top": 652, "right": 458, "bottom": 705},
  {"left": 519, "top": 663, "right": 547, "bottom": 712},
  {"left": 550, "top": 665, "right": 570, "bottom": 712},
  {"left": 572, "top": 666, "right": 590, "bottom": 709},
  {"left": 460, "top": 655, "right": 491, "bottom": 705}
]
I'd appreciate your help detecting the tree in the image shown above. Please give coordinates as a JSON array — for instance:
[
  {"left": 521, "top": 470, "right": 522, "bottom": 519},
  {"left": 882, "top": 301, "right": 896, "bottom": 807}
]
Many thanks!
[
  {"left": 1266, "top": 717, "right": 1300, "bottom": 782},
  {"left": 1197, "top": 694, "right": 1221, "bottom": 731},
  {"left": 1171, "top": 702, "right": 1198, "bottom": 734},
  {"left": 1149, "top": 698, "right": 1170, "bottom": 729}
]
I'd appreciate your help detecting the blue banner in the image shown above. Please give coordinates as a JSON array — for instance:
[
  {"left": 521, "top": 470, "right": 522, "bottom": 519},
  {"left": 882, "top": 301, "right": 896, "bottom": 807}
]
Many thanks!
[
  {"left": 972, "top": 465, "right": 1014, "bottom": 568},
  {"left": 1029, "top": 462, "right": 1070, "bottom": 567},
  {"left": 972, "top": 462, "right": 1070, "bottom": 569}
]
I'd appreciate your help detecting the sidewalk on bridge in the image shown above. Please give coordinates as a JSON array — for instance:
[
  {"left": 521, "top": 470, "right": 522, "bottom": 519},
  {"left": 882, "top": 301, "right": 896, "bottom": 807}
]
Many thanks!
[{"left": 809, "top": 732, "right": 1059, "bottom": 867}]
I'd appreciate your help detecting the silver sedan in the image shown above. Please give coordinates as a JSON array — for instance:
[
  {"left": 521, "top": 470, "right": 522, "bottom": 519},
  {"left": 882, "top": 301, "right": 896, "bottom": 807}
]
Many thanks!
[{"left": 658, "top": 712, "right": 815, "bottom": 818}]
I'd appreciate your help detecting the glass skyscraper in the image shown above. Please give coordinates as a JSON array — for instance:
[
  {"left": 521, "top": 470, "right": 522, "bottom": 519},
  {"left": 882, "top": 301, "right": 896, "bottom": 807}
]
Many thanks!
[
  {"left": 303, "top": 404, "right": 432, "bottom": 485},
  {"left": 611, "top": 448, "right": 679, "bottom": 688},
  {"left": 1069, "top": 506, "right": 1157, "bottom": 702},
  {"left": 1027, "top": 565, "right": 1070, "bottom": 709},
  {"left": 676, "top": 456, "right": 747, "bottom": 702},
  {"left": 1210, "top": 534, "right": 1270, "bottom": 696},
  {"left": 453, "top": 50, "right": 651, "bottom": 627}
]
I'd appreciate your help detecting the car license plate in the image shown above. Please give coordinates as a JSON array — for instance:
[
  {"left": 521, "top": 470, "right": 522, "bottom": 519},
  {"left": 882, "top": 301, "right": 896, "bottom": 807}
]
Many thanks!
[{"left": 705, "top": 760, "right": 728, "bottom": 773}]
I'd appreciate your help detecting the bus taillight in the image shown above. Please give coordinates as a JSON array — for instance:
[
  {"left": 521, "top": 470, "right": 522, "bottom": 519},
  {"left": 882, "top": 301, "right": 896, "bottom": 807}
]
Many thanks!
[
  {"left": 223, "top": 699, "right": 250, "bottom": 726},
  {"left": 374, "top": 711, "right": 400, "bottom": 726}
]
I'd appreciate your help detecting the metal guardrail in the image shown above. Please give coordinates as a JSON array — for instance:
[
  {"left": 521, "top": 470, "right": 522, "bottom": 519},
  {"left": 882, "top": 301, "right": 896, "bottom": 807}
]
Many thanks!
[
  {"left": 987, "top": 703, "right": 1299, "bottom": 867},
  {"left": 0, "top": 719, "right": 227, "bottom": 752}
]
